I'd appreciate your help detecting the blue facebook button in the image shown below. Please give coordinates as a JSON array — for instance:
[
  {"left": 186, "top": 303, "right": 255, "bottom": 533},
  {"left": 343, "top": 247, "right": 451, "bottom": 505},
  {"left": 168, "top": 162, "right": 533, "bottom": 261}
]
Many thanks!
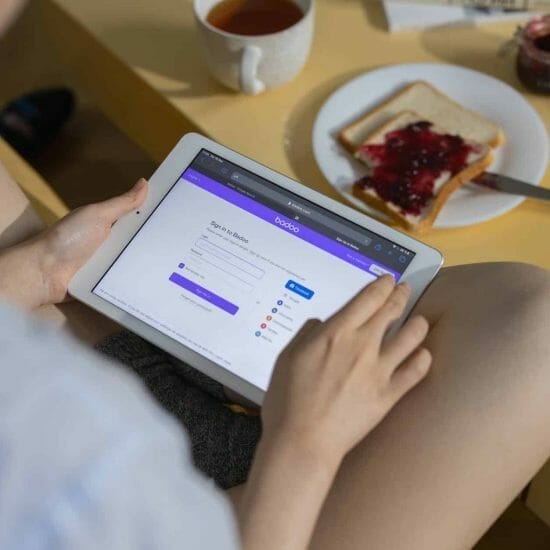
[{"left": 285, "top": 280, "right": 314, "bottom": 300}]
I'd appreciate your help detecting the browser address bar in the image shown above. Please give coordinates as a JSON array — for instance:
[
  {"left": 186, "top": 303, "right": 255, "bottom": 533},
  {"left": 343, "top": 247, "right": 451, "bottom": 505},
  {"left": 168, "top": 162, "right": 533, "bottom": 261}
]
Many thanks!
[{"left": 229, "top": 171, "right": 372, "bottom": 247}]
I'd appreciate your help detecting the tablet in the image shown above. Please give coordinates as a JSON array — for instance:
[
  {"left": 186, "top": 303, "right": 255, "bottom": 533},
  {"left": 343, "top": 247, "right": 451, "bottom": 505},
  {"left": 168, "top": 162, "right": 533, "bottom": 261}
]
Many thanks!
[{"left": 70, "top": 133, "right": 443, "bottom": 404}]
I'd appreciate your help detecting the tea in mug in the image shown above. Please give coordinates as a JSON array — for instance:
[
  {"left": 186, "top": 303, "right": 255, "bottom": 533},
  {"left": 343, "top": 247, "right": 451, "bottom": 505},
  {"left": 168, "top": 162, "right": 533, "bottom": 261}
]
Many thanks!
[{"left": 207, "top": 0, "right": 304, "bottom": 36}]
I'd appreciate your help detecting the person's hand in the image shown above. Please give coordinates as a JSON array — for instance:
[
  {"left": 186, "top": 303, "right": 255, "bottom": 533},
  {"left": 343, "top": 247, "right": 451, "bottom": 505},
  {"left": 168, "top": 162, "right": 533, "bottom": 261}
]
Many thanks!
[
  {"left": 262, "top": 275, "right": 431, "bottom": 466},
  {"left": 0, "top": 179, "right": 148, "bottom": 309},
  {"left": 239, "top": 277, "right": 431, "bottom": 550},
  {"left": 36, "top": 179, "right": 148, "bottom": 306}
]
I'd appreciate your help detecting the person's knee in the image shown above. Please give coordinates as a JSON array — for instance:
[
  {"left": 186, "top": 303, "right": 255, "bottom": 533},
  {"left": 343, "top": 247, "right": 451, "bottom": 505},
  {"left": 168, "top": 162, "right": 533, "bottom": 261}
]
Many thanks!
[
  {"left": 495, "top": 262, "right": 550, "bottom": 298},
  {"left": 492, "top": 263, "right": 550, "bottom": 328},
  {"left": 444, "top": 262, "right": 550, "bottom": 320},
  {"left": 408, "top": 262, "right": 549, "bottom": 329},
  {"left": 437, "top": 262, "right": 549, "bottom": 298}
]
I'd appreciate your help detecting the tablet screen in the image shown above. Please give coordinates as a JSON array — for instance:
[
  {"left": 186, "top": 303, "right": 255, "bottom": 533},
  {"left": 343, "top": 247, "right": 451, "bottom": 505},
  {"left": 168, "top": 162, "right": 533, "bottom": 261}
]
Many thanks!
[{"left": 93, "top": 149, "right": 415, "bottom": 390}]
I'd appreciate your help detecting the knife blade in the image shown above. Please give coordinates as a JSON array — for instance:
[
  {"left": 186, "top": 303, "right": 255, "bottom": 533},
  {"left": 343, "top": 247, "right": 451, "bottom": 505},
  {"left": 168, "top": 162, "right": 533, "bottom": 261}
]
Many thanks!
[
  {"left": 392, "top": 0, "right": 547, "bottom": 10},
  {"left": 471, "top": 172, "right": 550, "bottom": 202}
]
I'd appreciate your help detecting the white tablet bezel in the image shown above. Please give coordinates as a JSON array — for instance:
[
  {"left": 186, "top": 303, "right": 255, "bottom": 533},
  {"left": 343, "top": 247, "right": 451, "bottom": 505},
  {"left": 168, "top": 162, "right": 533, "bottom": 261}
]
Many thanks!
[{"left": 69, "top": 133, "right": 443, "bottom": 404}]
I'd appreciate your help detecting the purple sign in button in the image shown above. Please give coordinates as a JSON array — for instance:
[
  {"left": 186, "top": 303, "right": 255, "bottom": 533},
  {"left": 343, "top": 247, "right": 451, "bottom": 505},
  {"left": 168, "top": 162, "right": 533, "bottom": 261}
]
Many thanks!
[{"left": 169, "top": 272, "right": 239, "bottom": 315}]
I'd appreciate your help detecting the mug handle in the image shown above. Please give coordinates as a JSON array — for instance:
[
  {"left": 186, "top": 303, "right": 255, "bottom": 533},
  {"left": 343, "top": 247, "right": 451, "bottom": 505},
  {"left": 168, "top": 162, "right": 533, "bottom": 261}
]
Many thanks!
[{"left": 239, "top": 45, "right": 266, "bottom": 95}]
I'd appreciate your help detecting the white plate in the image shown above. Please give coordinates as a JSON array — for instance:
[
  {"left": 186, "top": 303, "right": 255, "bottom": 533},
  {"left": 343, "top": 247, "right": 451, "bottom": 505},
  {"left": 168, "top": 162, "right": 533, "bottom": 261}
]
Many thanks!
[{"left": 312, "top": 63, "right": 549, "bottom": 228}]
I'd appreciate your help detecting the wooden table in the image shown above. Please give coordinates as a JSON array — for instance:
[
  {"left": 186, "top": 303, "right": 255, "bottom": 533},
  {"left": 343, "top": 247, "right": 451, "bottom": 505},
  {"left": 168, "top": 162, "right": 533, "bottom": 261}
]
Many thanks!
[
  {"left": 0, "top": 137, "right": 67, "bottom": 224},
  {"left": 37, "top": 0, "right": 549, "bottom": 269}
]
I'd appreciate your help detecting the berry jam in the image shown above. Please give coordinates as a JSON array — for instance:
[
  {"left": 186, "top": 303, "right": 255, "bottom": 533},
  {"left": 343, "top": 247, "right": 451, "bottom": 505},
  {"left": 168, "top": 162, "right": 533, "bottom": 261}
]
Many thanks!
[
  {"left": 516, "top": 15, "right": 550, "bottom": 94},
  {"left": 535, "top": 34, "right": 550, "bottom": 53},
  {"left": 356, "top": 121, "right": 478, "bottom": 217}
]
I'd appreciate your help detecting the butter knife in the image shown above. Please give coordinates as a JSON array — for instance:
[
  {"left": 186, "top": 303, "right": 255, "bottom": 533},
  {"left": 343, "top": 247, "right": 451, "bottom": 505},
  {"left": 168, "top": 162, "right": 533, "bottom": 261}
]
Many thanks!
[{"left": 471, "top": 172, "right": 550, "bottom": 202}]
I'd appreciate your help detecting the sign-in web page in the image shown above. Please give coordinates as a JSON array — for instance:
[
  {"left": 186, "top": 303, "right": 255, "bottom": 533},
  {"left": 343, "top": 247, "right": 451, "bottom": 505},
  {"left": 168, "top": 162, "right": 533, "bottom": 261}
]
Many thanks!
[{"left": 94, "top": 149, "right": 415, "bottom": 390}]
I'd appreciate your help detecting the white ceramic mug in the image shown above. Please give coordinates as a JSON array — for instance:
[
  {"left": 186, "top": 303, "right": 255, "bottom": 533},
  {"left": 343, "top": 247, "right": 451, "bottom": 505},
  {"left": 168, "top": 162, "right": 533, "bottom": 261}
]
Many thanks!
[{"left": 193, "top": 0, "right": 314, "bottom": 95}]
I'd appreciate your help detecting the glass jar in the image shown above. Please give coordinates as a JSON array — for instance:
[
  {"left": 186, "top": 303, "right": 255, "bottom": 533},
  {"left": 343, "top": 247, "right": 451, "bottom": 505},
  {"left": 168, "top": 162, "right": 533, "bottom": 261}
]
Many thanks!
[{"left": 516, "top": 14, "right": 550, "bottom": 94}]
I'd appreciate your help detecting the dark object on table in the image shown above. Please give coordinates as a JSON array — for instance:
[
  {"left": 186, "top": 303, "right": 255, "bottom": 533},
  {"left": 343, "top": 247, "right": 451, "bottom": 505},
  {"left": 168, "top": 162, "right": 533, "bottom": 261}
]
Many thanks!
[
  {"left": 0, "top": 88, "right": 75, "bottom": 159},
  {"left": 516, "top": 14, "right": 550, "bottom": 94}
]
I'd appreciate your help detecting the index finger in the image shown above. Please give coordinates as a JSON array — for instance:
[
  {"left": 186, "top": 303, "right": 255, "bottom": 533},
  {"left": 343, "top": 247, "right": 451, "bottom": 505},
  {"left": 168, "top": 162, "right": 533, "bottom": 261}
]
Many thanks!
[{"left": 325, "top": 275, "right": 395, "bottom": 330}]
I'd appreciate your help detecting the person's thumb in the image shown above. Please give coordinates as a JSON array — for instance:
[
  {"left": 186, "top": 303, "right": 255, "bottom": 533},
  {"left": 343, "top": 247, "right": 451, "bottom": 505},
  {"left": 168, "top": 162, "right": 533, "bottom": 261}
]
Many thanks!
[{"left": 98, "top": 179, "right": 148, "bottom": 223}]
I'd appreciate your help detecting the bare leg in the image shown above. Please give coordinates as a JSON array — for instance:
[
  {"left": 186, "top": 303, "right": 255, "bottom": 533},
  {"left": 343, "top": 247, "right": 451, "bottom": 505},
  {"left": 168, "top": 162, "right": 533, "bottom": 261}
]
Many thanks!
[
  {"left": 228, "top": 263, "right": 550, "bottom": 549},
  {"left": 302, "top": 262, "right": 550, "bottom": 549},
  {"left": 0, "top": 161, "right": 120, "bottom": 345}
]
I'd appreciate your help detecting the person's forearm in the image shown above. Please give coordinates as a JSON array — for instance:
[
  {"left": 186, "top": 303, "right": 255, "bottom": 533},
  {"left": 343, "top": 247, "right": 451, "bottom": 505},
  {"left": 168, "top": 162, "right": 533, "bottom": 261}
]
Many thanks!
[
  {"left": 237, "top": 432, "right": 341, "bottom": 550},
  {"left": 0, "top": 238, "right": 48, "bottom": 309}
]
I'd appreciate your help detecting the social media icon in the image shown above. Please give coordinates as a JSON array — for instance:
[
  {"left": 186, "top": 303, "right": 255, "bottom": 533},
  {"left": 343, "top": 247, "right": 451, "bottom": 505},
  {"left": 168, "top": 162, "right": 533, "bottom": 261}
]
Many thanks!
[
  {"left": 277, "top": 300, "right": 283, "bottom": 306},
  {"left": 399, "top": 255, "right": 407, "bottom": 263},
  {"left": 261, "top": 323, "right": 267, "bottom": 329},
  {"left": 255, "top": 331, "right": 261, "bottom": 337},
  {"left": 266, "top": 315, "right": 272, "bottom": 321},
  {"left": 272, "top": 308, "right": 278, "bottom": 313},
  {"left": 285, "top": 280, "right": 315, "bottom": 300}
]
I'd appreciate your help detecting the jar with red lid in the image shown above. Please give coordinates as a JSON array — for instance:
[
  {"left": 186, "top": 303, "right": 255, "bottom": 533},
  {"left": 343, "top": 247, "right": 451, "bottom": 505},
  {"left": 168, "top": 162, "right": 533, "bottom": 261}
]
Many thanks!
[{"left": 516, "top": 14, "right": 550, "bottom": 94}]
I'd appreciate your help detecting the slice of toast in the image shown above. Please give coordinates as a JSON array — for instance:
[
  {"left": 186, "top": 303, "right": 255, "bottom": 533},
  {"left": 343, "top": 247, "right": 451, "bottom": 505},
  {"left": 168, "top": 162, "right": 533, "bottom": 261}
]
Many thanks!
[
  {"left": 339, "top": 81, "right": 504, "bottom": 154},
  {"left": 352, "top": 111, "right": 493, "bottom": 233}
]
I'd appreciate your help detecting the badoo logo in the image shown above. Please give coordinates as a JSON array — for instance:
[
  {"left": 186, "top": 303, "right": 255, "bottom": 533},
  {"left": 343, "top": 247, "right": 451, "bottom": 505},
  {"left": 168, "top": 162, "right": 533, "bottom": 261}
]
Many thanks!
[{"left": 274, "top": 216, "right": 299, "bottom": 233}]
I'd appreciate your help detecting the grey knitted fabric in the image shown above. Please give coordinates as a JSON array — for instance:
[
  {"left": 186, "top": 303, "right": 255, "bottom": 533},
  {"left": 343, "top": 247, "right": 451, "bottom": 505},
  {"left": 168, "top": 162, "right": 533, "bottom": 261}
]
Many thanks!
[{"left": 96, "top": 331, "right": 261, "bottom": 489}]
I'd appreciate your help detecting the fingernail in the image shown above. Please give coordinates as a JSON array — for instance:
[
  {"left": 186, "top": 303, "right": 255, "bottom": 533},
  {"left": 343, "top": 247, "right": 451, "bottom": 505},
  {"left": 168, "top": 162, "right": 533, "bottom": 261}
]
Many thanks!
[{"left": 129, "top": 179, "right": 145, "bottom": 197}]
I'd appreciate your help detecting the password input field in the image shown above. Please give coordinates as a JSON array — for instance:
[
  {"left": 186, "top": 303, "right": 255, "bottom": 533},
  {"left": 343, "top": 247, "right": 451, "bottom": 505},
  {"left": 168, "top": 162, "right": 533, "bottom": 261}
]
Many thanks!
[{"left": 195, "top": 238, "right": 265, "bottom": 279}]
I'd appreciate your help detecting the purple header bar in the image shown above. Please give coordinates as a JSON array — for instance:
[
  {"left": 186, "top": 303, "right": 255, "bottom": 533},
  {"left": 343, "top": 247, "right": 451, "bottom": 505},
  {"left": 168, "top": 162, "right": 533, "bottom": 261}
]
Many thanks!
[{"left": 182, "top": 168, "right": 400, "bottom": 280}]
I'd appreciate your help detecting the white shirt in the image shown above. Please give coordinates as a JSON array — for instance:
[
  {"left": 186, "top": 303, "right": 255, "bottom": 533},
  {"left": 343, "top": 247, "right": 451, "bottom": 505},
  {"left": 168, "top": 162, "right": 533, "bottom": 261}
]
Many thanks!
[{"left": 0, "top": 304, "right": 240, "bottom": 549}]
